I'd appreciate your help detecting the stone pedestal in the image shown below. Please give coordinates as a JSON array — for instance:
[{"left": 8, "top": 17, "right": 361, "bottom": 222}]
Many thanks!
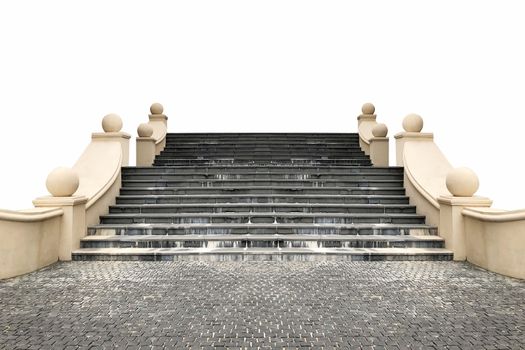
[
  {"left": 136, "top": 137, "right": 156, "bottom": 166},
  {"left": 33, "top": 196, "right": 88, "bottom": 261},
  {"left": 437, "top": 196, "right": 492, "bottom": 260},
  {"left": 369, "top": 137, "right": 389, "bottom": 166}
]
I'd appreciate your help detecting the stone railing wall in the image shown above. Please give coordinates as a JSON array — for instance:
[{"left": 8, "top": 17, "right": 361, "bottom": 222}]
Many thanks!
[
  {"left": 0, "top": 103, "right": 168, "bottom": 280},
  {"left": 359, "top": 105, "right": 524, "bottom": 279}
]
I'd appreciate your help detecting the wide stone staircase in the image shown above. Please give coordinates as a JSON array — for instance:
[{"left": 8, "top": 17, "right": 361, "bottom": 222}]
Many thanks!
[{"left": 72, "top": 133, "right": 452, "bottom": 261}]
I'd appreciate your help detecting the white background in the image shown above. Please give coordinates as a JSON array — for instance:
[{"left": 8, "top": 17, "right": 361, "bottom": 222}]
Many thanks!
[{"left": 1, "top": 0, "right": 524, "bottom": 210}]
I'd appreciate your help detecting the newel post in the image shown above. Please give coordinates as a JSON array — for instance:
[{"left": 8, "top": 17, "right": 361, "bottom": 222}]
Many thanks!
[
  {"left": 437, "top": 168, "right": 492, "bottom": 261},
  {"left": 33, "top": 168, "right": 87, "bottom": 261},
  {"left": 92, "top": 113, "right": 131, "bottom": 166},
  {"left": 136, "top": 123, "right": 156, "bottom": 166},
  {"left": 394, "top": 114, "right": 434, "bottom": 166},
  {"left": 369, "top": 123, "right": 389, "bottom": 166}
]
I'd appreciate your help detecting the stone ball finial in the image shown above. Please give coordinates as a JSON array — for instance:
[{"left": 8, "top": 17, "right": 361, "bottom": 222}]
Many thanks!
[
  {"left": 361, "top": 103, "right": 375, "bottom": 115},
  {"left": 102, "top": 113, "right": 123, "bottom": 133},
  {"left": 150, "top": 103, "right": 164, "bottom": 115},
  {"left": 446, "top": 167, "right": 479, "bottom": 197},
  {"left": 137, "top": 123, "right": 154, "bottom": 137},
  {"left": 46, "top": 167, "right": 79, "bottom": 197},
  {"left": 372, "top": 123, "right": 388, "bottom": 137},
  {"left": 402, "top": 113, "right": 424, "bottom": 132}
]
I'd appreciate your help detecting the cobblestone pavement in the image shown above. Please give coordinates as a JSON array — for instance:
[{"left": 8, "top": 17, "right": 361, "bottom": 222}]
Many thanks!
[{"left": 1, "top": 261, "right": 524, "bottom": 349}]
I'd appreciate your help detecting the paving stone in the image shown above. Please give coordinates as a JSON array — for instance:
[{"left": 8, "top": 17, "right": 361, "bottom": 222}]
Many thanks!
[{"left": 0, "top": 261, "right": 524, "bottom": 349}]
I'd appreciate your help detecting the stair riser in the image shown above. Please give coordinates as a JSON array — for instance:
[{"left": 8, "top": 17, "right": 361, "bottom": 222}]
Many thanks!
[
  {"left": 121, "top": 181, "right": 404, "bottom": 188},
  {"left": 119, "top": 188, "right": 406, "bottom": 196},
  {"left": 109, "top": 206, "right": 417, "bottom": 214},
  {"left": 88, "top": 226, "right": 435, "bottom": 236},
  {"left": 166, "top": 134, "right": 360, "bottom": 139},
  {"left": 164, "top": 139, "right": 361, "bottom": 143},
  {"left": 122, "top": 179, "right": 403, "bottom": 187},
  {"left": 81, "top": 239, "right": 444, "bottom": 249},
  {"left": 72, "top": 253, "right": 452, "bottom": 262},
  {"left": 162, "top": 146, "right": 362, "bottom": 151},
  {"left": 153, "top": 160, "right": 373, "bottom": 166},
  {"left": 100, "top": 216, "right": 426, "bottom": 225},
  {"left": 156, "top": 149, "right": 366, "bottom": 160},
  {"left": 122, "top": 174, "right": 403, "bottom": 181},
  {"left": 161, "top": 147, "right": 364, "bottom": 151},
  {"left": 122, "top": 167, "right": 404, "bottom": 175},
  {"left": 117, "top": 195, "right": 414, "bottom": 205}
]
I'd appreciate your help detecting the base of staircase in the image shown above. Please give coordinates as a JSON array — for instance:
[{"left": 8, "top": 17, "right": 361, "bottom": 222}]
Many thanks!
[{"left": 72, "top": 247, "right": 453, "bottom": 262}]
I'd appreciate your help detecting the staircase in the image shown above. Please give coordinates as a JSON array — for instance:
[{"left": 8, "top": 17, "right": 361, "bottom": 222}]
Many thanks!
[{"left": 72, "top": 133, "right": 452, "bottom": 261}]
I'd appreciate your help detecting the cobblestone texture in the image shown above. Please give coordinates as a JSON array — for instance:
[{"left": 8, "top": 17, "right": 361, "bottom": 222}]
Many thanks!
[{"left": 1, "top": 261, "right": 524, "bottom": 349}]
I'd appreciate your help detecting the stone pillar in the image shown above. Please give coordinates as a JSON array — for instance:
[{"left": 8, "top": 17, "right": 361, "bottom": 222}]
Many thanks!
[
  {"left": 91, "top": 113, "right": 131, "bottom": 166},
  {"left": 369, "top": 123, "right": 389, "bottom": 166},
  {"left": 357, "top": 103, "right": 377, "bottom": 155},
  {"left": 437, "top": 168, "right": 492, "bottom": 261},
  {"left": 33, "top": 167, "right": 88, "bottom": 261},
  {"left": 136, "top": 123, "right": 156, "bottom": 166},
  {"left": 394, "top": 114, "right": 434, "bottom": 166}
]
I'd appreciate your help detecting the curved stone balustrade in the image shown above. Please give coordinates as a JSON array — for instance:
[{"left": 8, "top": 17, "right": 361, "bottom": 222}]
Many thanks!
[
  {"left": 389, "top": 111, "right": 525, "bottom": 279},
  {"left": 148, "top": 103, "right": 168, "bottom": 155},
  {"left": 0, "top": 112, "right": 132, "bottom": 279},
  {"left": 396, "top": 126, "right": 452, "bottom": 227}
]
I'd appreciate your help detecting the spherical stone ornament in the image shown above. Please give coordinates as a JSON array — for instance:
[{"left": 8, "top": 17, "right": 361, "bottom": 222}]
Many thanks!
[
  {"left": 372, "top": 123, "right": 388, "bottom": 137},
  {"left": 402, "top": 113, "right": 424, "bottom": 132},
  {"left": 46, "top": 167, "right": 80, "bottom": 197},
  {"left": 102, "top": 113, "right": 123, "bottom": 133},
  {"left": 361, "top": 103, "right": 375, "bottom": 115},
  {"left": 446, "top": 167, "right": 479, "bottom": 197},
  {"left": 150, "top": 103, "right": 164, "bottom": 115},
  {"left": 137, "top": 123, "right": 154, "bottom": 137}
]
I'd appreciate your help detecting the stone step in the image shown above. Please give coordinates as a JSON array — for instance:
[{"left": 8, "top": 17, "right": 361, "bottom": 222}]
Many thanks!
[
  {"left": 80, "top": 234, "right": 445, "bottom": 249},
  {"left": 157, "top": 153, "right": 367, "bottom": 159},
  {"left": 153, "top": 159, "right": 373, "bottom": 166},
  {"left": 165, "top": 135, "right": 360, "bottom": 140},
  {"left": 120, "top": 179, "right": 404, "bottom": 188},
  {"left": 159, "top": 148, "right": 365, "bottom": 153},
  {"left": 166, "top": 132, "right": 359, "bottom": 139},
  {"left": 163, "top": 138, "right": 361, "bottom": 143},
  {"left": 115, "top": 194, "right": 410, "bottom": 205},
  {"left": 161, "top": 144, "right": 364, "bottom": 149},
  {"left": 119, "top": 186, "right": 406, "bottom": 196},
  {"left": 100, "top": 212, "right": 426, "bottom": 225},
  {"left": 162, "top": 144, "right": 362, "bottom": 150},
  {"left": 122, "top": 165, "right": 403, "bottom": 175},
  {"left": 72, "top": 247, "right": 452, "bottom": 262},
  {"left": 87, "top": 223, "right": 435, "bottom": 236},
  {"left": 122, "top": 172, "right": 403, "bottom": 181}
]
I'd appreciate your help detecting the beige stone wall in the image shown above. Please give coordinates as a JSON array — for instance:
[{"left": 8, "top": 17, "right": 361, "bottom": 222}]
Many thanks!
[
  {"left": 0, "top": 209, "right": 62, "bottom": 279},
  {"left": 464, "top": 209, "right": 525, "bottom": 280}
]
